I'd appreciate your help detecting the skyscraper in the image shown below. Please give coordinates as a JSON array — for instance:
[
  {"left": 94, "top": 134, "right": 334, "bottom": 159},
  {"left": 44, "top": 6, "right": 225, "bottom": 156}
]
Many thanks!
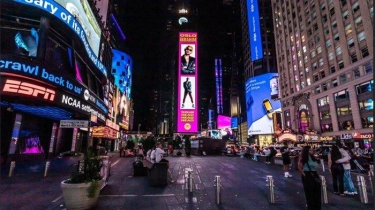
[{"left": 271, "top": 0, "right": 373, "bottom": 144}]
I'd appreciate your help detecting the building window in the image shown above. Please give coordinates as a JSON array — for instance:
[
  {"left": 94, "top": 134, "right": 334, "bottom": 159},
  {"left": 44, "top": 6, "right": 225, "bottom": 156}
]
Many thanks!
[
  {"left": 334, "top": 89, "right": 349, "bottom": 101},
  {"left": 323, "top": 15, "right": 328, "bottom": 23},
  {"left": 318, "top": 96, "right": 329, "bottom": 107},
  {"left": 336, "top": 47, "right": 342, "bottom": 55},
  {"left": 311, "top": 50, "right": 316, "bottom": 58},
  {"left": 313, "top": 62, "right": 318, "bottom": 70},
  {"left": 356, "top": 80, "right": 373, "bottom": 95},
  {"left": 330, "top": 8, "right": 335, "bottom": 16},
  {"left": 353, "top": 68, "right": 361, "bottom": 79},
  {"left": 338, "top": 61, "right": 344, "bottom": 69},
  {"left": 320, "top": 71, "right": 326, "bottom": 78},
  {"left": 358, "top": 31, "right": 366, "bottom": 42},
  {"left": 345, "top": 24, "right": 352, "bottom": 35},
  {"left": 332, "top": 21, "right": 337, "bottom": 29},
  {"left": 328, "top": 52, "right": 334, "bottom": 61},
  {"left": 319, "top": 58, "right": 324, "bottom": 66},
  {"left": 330, "top": 65, "right": 336, "bottom": 74},
  {"left": 339, "top": 120, "right": 354, "bottom": 131},
  {"left": 361, "top": 47, "right": 369, "bottom": 58},
  {"left": 314, "top": 74, "right": 319, "bottom": 82},
  {"left": 321, "top": 123, "right": 333, "bottom": 132},
  {"left": 355, "top": 17, "right": 363, "bottom": 28},
  {"left": 307, "top": 78, "right": 311, "bottom": 86},
  {"left": 348, "top": 38, "right": 355, "bottom": 48},
  {"left": 350, "top": 53, "right": 358, "bottom": 63},
  {"left": 340, "top": 0, "right": 347, "bottom": 7},
  {"left": 322, "top": 83, "right": 328, "bottom": 91},
  {"left": 361, "top": 117, "right": 374, "bottom": 128},
  {"left": 336, "top": 105, "right": 352, "bottom": 116},
  {"left": 321, "top": 3, "right": 326, "bottom": 11},
  {"left": 332, "top": 78, "right": 338, "bottom": 87},
  {"left": 364, "top": 63, "right": 373, "bottom": 74},
  {"left": 320, "top": 110, "right": 331, "bottom": 119},
  {"left": 352, "top": 2, "right": 360, "bottom": 13},
  {"left": 326, "top": 40, "right": 331, "bottom": 48},
  {"left": 334, "top": 33, "right": 340, "bottom": 43},
  {"left": 339, "top": 74, "right": 347, "bottom": 84},
  {"left": 342, "top": 10, "right": 349, "bottom": 20},
  {"left": 315, "top": 86, "right": 321, "bottom": 94}
]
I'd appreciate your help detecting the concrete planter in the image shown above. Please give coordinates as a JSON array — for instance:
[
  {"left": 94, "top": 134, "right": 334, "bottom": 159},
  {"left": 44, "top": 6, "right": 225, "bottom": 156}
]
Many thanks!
[{"left": 61, "top": 178, "right": 104, "bottom": 210}]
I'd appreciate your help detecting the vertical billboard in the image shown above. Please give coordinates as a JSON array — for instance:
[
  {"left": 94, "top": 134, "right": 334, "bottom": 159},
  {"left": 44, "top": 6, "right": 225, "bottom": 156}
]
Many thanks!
[
  {"left": 247, "top": 0, "right": 263, "bottom": 61},
  {"left": 177, "top": 32, "right": 198, "bottom": 133},
  {"left": 245, "top": 73, "right": 281, "bottom": 135}
]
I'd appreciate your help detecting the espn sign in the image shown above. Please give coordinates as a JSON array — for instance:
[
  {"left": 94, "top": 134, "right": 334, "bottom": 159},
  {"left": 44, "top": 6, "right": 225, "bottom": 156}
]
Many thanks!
[{"left": 2, "top": 79, "right": 55, "bottom": 101}]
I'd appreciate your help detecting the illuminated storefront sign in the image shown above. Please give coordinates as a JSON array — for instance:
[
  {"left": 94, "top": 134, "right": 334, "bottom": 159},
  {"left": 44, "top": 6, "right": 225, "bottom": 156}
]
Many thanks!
[
  {"left": 352, "top": 132, "right": 373, "bottom": 139},
  {"left": 177, "top": 32, "right": 198, "bottom": 133},
  {"left": 320, "top": 136, "right": 335, "bottom": 141},
  {"left": 60, "top": 94, "right": 105, "bottom": 122},
  {"left": 14, "top": 0, "right": 107, "bottom": 77},
  {"left": 92, "top": 126, "right": 117, "bottom": 139},
  {"left": 245, "top": 73, "right": 281, "bottom": 135},
  {"left": 3, "top": 79, "right": 55, "bottom": 101},
  {"left": 0, "top": 58, "right": 108, "bottom": 114},
  {"left": 106, "top": 119, "right": 119, "bottom": 131}
]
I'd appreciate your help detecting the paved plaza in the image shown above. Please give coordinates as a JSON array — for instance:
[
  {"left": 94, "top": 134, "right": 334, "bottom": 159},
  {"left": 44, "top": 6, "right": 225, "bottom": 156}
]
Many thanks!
[{"left": 0, "top": 153, "right": 373, "bottom": 210}]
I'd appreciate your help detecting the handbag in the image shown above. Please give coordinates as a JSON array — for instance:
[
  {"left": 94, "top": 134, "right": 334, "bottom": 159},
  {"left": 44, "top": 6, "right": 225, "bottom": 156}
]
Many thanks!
[{"left": 306, "top": 161, "right": 322, "bottom": 184}]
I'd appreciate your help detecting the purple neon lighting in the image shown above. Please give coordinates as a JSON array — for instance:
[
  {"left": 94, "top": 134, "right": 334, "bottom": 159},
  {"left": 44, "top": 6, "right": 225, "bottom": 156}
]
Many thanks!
[
  {"left": 110, "top": 14, "right": 126, "bottom": 40},
  {"left": 75, "top": 63, "right": 83, "bottom": 82}
]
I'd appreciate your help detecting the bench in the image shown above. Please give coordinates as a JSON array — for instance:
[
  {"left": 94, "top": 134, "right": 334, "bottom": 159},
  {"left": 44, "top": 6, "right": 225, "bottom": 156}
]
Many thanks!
[{"left": 143, "top": 158, "right": 168, "bottom": 187}]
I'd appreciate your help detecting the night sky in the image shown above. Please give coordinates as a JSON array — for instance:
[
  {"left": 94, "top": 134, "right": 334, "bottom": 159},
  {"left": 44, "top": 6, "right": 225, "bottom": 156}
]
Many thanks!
[{"left": 116, "top": 1, "right": 236, "bottom": 131}]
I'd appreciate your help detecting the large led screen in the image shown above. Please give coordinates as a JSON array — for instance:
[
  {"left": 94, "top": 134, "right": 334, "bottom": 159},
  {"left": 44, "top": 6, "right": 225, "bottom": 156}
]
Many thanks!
[
  {"left": 217, "top": 115, "right": 233, "bottom": 139},
  {"left": 247, "top": 0, "right": 263, "bottom": 61},
  {"left": 245, "top": 73, "right": 281, "bottom": 135},
  {"left": 177, "top": 32, "right": 198, "bottom": 133},
  {"left": 54, "top": 0, "right": 102, "bottom": 56},
  {"left": 15, "top": 0, "right": 107, "bottom": 77}
]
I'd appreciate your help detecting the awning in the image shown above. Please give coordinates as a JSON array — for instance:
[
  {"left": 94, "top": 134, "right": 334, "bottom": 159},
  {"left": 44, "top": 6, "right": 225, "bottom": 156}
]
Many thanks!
[{"left": 277, "top": 133, "right": 297, "bottom": 142}]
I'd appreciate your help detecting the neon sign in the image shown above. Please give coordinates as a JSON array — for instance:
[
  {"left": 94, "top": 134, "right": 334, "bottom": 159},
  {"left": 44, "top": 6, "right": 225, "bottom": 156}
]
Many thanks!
[{"left": 3, "top": 79, "right": 55, "bottom": 101}]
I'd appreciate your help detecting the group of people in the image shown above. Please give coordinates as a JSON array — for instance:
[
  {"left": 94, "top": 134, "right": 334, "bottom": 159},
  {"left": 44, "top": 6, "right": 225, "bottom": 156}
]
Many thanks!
[{"left": 297, "top": 140, "right": 360, "bottom": 210}]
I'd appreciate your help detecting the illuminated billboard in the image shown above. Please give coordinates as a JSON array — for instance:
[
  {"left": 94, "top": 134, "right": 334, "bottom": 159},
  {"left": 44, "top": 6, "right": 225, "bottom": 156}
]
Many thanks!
[
  {"left": 15, "top": 0, "right": 107, "bottom": 76},
  {"left": 177, "top": 32, "right": 198, "bottom": 133},
  {"left": 245, "top": 73, "right": 281, "bottom": 135},
  {"left": 217, "top": 115, "right": 233, "bottom": 139},
  {"left": 247, "top": 0, "right": 263, "bottom": 61}
]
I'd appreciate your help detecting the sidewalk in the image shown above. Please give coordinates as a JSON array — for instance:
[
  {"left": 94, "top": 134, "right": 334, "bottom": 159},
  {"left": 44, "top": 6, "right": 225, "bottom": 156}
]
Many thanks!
[{"left": 0, "top": 153, "right": 373, "bottom": 209}]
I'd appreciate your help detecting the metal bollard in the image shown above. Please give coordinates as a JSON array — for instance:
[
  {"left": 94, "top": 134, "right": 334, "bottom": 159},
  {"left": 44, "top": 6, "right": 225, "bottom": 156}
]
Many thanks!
[
  {"left": 9, "top": 161, "right": 16, "bottom": 177},
  {"left": 214, "top": 175, "right": 221, "bottom": 204},
  {"left": 266, "top": 175, "right": 275, "bottom": 204},
  {"left": 44, "top": 161, "right": 50, "bottom": 177},
  {"left": 321, "top": 160, "right": 325, "bottom": 172},
  {"left": 320, "top": 175, "right": 328, "bottom": 204},
  {"left": 357, "top": 175, "right": 368, "bottom": 203},
  {"left": 368, "top": 165, "right": 374, "bottom": 194},
  {"left": 187, "top": 169, "right": 193, "bottom": 192}
]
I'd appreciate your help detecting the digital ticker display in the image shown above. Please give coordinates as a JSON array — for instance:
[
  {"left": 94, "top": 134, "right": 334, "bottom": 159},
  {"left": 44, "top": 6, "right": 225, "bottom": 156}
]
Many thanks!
[
  {"left": 247, "top": 0, "right": 263, "bottom": 62},
  {"left": 177, "top": 32, "right": 198, "bottom": 133}
]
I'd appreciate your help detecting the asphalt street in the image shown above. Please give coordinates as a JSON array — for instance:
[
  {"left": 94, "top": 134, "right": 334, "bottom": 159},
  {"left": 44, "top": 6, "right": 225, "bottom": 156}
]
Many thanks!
[{"left": 0, "top": 153, "right": 373, "bottom": 210}]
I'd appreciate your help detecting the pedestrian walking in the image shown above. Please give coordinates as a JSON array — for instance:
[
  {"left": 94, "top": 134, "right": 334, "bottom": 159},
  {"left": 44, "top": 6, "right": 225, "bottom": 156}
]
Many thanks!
[
  {"left": 339, "top": 146, "right": 358, "bottom": 195},
  {"left": 280, "top": 143, "right": 292, "bottom": 177},
  {"left": 263, "top": 147, "right": 271, "bottom": 164},
  {"left": 328, "top": 143, "right": 346, "bottom": 196},
  {"left": 298, "top": 146, "right": 321, "bottom": 210}
]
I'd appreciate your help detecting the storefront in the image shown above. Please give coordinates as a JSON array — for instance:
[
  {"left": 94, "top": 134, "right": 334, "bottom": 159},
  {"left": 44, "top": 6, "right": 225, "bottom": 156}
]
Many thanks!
[{"left": 352, "top": 132, "right": 373, "bottom": 149}]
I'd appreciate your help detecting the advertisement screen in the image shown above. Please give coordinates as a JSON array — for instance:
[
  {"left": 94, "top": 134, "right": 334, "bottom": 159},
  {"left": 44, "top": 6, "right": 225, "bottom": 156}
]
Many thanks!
[
  {"left": 177, "top": 32, "right": 198, "bottom": 132},
  {"left": 247, "top": 0, "right": 263, "bottom": 61},
  {"left": 217, "top": 115, "right": 233, "bottom": 139},
  {"left": 245, "top": 73, "right": 281, "bottom": 135},
  {"left": 54, "top": 0, "right": 102, "bottom": 56}
]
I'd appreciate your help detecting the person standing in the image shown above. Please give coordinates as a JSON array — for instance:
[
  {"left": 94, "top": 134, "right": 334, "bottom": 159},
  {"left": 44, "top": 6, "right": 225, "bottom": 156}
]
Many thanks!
[
  {"left": 181, "top": 45, "right": 196, "bottom": 74},
  {"left": 328, "top": 143, "right": 345, "bottom": 196},
  {"left": 182, "top": 77, "right": 194, "bottom": 108},
  {"left": 337, "top": 146, "right": 357, "bottom": 195},
  {"left": 263, "top": 147, "right": 271, "bottom": 164},
  {"left": 280, "top": 143, "right": 292, "bottom": 177},
  {"left": 298, "top": 146, "right": 321, "bottom": 210}
]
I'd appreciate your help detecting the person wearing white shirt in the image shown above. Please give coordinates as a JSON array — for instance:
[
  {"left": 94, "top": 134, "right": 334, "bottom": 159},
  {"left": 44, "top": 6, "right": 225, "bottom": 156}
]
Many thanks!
[
  {"left": 155, "top": 144, "right": 166, "bottom": 163},
  {"left": 150, "top": 147, "right": 156, "bottom": 161},
  {"left": 336, "top": 146, "right": 358, "bottom": 195}
]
